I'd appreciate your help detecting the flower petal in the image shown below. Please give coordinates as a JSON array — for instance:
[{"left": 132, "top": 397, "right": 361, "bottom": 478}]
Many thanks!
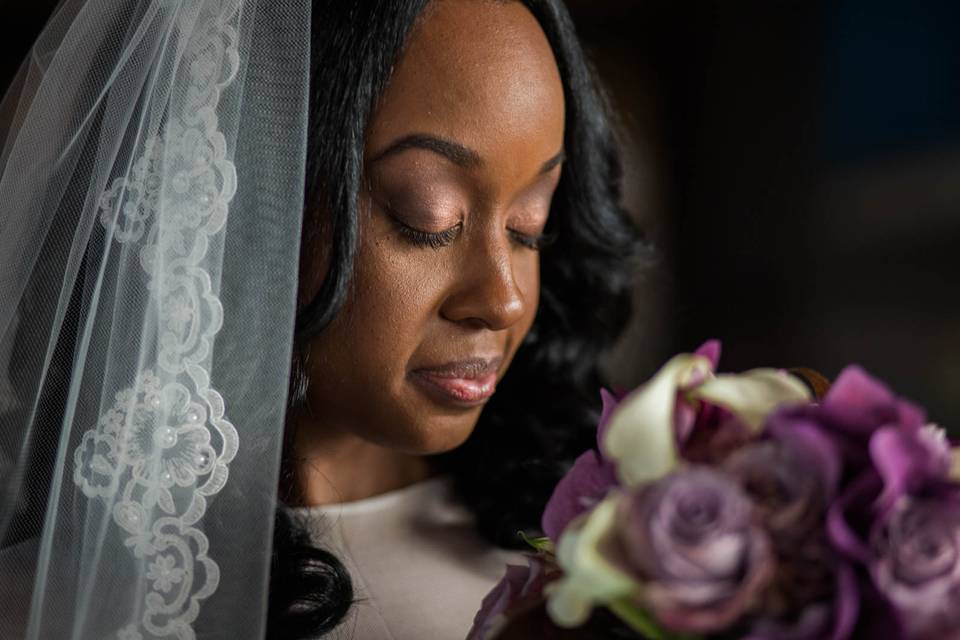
[
  {"left": 694, "top": 339, "right": 722, "bottom": 369},
  {"left": 691, "top": 368, "right": 811, "bottom": 432},
  {"left": 542, "top": 449, "right": 619, "bottom": 541},
  {"left": 596, "top": 387, "right": 620, "bottom": 447},
  {"left": 547, "top": 495, "right": 637, "bottom": 626},
  {"left": 467, "top": 557, "right": 550, "bottom": 640},
  {"left": 827, "top": 472, "right": 880, "bottom": 563},
  {"left": 822, "top": 366, "right": 923, "bottom": 436},
  {"left": 766, "top": 412, "right": 843, "bottom": 499},
  {"left": 870, "top": 427, "right": 944, "bottom": 513},
  {"left": 830, "top": 563, "right": 861, "bottom": 640},
  {"left": 602, "top": 353, "right": 713, "bottom": 486}
]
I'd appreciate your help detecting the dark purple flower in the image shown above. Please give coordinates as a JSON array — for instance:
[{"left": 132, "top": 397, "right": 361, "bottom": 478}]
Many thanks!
[
  {"left": 819, "top": 366, "right": 925, "bottom": 441},
  {"left": 467, "top": 553, "right": 559, "bottom": 640},
  {"left": 541, "top": 388, "right": 621, "bottom": 541},
  {"left": 725, "top": 418, "right": 840, "bottom": 536},
  {"left": 782, "top": 367, "right": 955, "bottom": 590},
  {"left": 768, "top": 366, "right": 944, "bottom": 558},
  {"left": 596, "top": 387, "right": 626, "bottom": 450},
  {"left": 870, "top": 423, "right": 952, "bottom": 514},
  {"left": 745, "top": 564, "right": 864, "bottom": 640},
  {"left": 679, "top": 402, "right": 755, "bottom": 466},
  {"left": 720, "top": 421, "right": 861, "bottom": 639},
  {"left": 828, "top": 471, "right": 882, "bottom": 563},
  {"left": 771, "top": 365, "right": 948, "bottom": 639},
  {"left": 614, "top": 467, "right": 774, "bottom": 633}
]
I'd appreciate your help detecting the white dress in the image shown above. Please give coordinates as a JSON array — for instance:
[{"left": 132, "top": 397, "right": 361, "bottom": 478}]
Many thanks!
[{"left": 287, "top": 475, "right": 525, "bottom": 640}]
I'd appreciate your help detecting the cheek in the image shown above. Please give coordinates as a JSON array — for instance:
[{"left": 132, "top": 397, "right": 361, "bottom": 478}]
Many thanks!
[
  {"left": 300, "top": 219, "right": 454, "bottom": 446},
  {"left": 345, "top": 227, "right": 447, "bottom": 365}
]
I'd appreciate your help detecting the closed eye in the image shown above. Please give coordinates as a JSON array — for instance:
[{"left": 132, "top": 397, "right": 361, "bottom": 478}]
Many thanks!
[
  {"left": 385, "top": 205, "right": 556, "bottom": 252},
  {"left": 392, "top": 216, "right": 463, "bottom": 250},
  {"left": 377, "top": 201, "right": 456, "bottom": 249},
  {"left": 509, "top": 229, "right": 558, "bottom": 251}
]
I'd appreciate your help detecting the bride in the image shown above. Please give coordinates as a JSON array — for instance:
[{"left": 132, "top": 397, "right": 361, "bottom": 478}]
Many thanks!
[{"left": 0, "top": 1, "right": 644, "bottom": 638}]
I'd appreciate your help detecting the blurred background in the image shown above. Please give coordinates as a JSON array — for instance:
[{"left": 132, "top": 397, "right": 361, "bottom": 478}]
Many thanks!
[
  {"left": 569, "top": 0, "right": 960, "bottom": 431},
  {"left": 3, "top": 1, "right": 959, "bottom": 427}
]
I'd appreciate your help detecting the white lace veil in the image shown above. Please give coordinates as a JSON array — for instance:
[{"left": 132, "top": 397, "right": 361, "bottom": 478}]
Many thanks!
[{"left": 0, "top": 0, "right": 309, "bottom": 637}]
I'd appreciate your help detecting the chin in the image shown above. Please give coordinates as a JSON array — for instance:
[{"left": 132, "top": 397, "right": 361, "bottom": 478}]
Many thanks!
[
  {"left": 391, "top": 412, "right": 479, "bottom": 455},
  {"left": 378, "top": 376, "right": 489, "bottom": 454}
]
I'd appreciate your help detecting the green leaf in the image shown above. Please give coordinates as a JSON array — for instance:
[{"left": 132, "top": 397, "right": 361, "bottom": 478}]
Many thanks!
[
  {"left": 607, "top": 598, "right": 702, "bottom": 640},
  {"left": 518, "top": 531, "right": 555, "bottom": 554}
]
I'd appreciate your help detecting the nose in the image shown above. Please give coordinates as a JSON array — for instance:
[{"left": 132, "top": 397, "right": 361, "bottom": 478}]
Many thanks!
[{"left": 440, "top": 229, "right": 528, "bottom": 331}]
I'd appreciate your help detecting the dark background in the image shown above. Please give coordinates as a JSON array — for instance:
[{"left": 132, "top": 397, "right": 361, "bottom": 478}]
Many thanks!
[{"left": 3, "top": 1, "right": 959, "bottom": 428}]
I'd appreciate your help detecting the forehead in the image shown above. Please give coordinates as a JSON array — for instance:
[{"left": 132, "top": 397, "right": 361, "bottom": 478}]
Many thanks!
[{"left": 365, "top": 0, "right": 565, "bottom": 174}]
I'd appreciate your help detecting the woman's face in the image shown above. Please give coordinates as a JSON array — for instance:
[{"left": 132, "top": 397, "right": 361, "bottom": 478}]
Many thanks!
[{"left": 298, "top": 0, "right": 565, "bottom": 455}]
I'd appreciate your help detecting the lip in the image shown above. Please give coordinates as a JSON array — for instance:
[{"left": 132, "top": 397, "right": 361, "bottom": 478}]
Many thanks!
[{"left": 410, "top": 356, "right": 502, "bottom": 407}]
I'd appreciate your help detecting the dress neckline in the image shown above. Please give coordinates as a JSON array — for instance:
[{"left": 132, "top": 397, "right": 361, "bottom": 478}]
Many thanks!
[{"left": 288, "top": 474, "right": 453, "bottom": 517}]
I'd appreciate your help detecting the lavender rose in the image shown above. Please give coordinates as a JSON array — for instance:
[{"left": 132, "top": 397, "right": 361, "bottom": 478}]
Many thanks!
[
  {"left": 870, "top": 497, "right": 960, "bottom": 640},
  {"left": 615, "top": 467, "right": 774, "bottom": 633}
]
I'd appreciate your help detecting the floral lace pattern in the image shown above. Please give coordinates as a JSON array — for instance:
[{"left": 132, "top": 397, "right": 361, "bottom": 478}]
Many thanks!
[{"left": 73, "top": 2, "right": 242, "bottom": 638}]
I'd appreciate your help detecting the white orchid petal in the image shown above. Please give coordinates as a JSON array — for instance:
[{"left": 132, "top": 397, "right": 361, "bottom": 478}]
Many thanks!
[
  {"left": 602, "top": 353, "right": 713, "bottom": 487},
  {"left": 545, "top": 579, "right": 595, "bottom": 627},
  {"left": 548, "top": 495, "right": 638, "bottom": 626},
  {"left": 690, "top": 368, "right": 811, "bottom": 432}
]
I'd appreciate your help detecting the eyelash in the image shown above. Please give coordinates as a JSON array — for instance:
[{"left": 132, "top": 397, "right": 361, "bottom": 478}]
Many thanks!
[
  {"left": 389, "top": 214, "right": 556, "bottom": 252},
  {"left": 394, "top": 219, "right": 462, "bottom": 250}
]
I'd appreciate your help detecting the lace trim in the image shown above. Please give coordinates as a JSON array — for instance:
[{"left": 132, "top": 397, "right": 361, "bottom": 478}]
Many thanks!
[{"left": 73, "top": 3, "right": 241, "bottom": 638}]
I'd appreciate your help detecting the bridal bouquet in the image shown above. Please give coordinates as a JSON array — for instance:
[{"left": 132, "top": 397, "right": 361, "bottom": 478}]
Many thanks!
[{"left": 468, "top": 341, "right": 960, "bottom": 640}]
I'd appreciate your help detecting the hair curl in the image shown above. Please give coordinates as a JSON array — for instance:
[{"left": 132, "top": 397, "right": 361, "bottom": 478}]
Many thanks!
[{"left": 267, "top": 1, "right": 651, "bottom": 637}]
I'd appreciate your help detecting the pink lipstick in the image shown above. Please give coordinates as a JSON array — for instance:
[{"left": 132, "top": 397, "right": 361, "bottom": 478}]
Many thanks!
[{"left": 410, "top": 356, "right": 501, "bottom": 407}]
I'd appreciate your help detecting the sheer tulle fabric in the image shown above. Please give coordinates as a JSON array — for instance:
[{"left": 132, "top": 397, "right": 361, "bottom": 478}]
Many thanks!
[{"left": 0, "top": 1, "right": 309, "bottom": 637}]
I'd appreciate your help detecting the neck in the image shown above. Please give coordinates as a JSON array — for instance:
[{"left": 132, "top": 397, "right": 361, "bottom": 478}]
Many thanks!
[{"left": 285, "top": 413, "right": 436, "bottom": 506}]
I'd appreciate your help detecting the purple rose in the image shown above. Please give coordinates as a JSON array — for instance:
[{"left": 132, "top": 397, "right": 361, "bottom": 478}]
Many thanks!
[
  {"left": 722, "top": 420, "right": 859, "bottom": 640},
  {"left": 870, "top": 497, "right": 960, "bottom": 640},
  {"left": 467, "top": 554, "right": 559, "bottom": 640},
  {"left": 766, "top": 366, "right": 942, "bottom": 560},
  {"left": 770, "top": 365, "right": 951, "bottom": 639},
  {"left": 723, "top": 419, "right": 840, "bottom": 537},
  {"left": 614, "top": 467, "right": 774, "bottom": 633},
  {"left": 745, "top": 560, "right": 911, "bottom": 640}
]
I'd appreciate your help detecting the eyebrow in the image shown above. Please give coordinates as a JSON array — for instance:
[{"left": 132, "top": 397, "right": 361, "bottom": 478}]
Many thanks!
[{"left": 370, "top": 133, "right": 565, "bottom": 175}]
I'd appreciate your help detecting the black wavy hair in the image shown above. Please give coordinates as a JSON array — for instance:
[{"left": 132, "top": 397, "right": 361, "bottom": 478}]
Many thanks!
[{"left": 267, "top": 1, "right": 650, "bottom": 637}]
